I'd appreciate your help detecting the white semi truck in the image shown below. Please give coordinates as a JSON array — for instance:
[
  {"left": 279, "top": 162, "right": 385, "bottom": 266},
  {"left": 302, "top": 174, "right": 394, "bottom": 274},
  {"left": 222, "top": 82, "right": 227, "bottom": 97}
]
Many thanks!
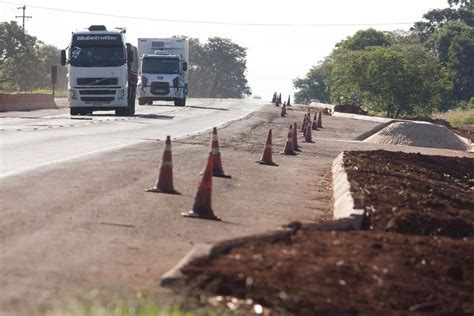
[
  {"left": 137, "top": 38, "right": 189, "bottom": 106},
  {"left": 60, "top": 25, "right": 138, "bottom": 116}
]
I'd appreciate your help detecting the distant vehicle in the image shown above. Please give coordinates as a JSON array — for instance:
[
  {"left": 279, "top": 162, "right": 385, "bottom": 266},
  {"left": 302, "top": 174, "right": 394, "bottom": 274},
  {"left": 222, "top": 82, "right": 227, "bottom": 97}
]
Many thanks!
[
  {"left": 137, "top": 38, "right": 189, "bottom": 107},
  {"left": 60, "top": 25, "right": 138, "bottom": 116}
]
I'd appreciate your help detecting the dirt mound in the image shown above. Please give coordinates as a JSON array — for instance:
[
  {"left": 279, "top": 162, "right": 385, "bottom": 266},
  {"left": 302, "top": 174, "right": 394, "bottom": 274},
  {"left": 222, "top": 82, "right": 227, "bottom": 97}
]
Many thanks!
[
  {"left": 344, "top": 150, "right": 474, "bottom": 239},
  {"left": 183, "top": 230, "right": 474, "bottom": 315},
  {"left": 364, "top": 121, "right": 470, "bottom": 151},
  {"left": 180, "top": 150, "right": 474, "bottom": 315}
]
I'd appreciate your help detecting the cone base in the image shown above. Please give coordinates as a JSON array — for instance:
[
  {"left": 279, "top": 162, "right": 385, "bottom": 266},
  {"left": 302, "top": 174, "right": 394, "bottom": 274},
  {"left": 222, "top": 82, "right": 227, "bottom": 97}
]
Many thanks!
[
  {"left": 213, "top": 173, "right": 232, "bottom": 179},
  {"left": 303, "top": 140, "right": 315, "bottom": 143},
  {"left": 145, "top": 187, "right": 181, "bottom": 195},
  {"left": 181, "top": 211, "right": 221, "bottom": 221},
  {"left": 281, "top": 151, "right": 297, "bottom": 155},
  {"left": 256, "top": 160, "right": 278, "bottom": 166}
]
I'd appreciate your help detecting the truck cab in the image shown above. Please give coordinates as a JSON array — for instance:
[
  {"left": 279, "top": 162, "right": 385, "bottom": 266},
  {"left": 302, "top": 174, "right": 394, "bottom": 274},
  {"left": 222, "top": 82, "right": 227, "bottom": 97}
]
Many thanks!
[
  {"left": 137, "top": 38, "right": 189, "bottom": 107},
  {"left": 60, "top": 25, "right": 137, "bottom": 116}
]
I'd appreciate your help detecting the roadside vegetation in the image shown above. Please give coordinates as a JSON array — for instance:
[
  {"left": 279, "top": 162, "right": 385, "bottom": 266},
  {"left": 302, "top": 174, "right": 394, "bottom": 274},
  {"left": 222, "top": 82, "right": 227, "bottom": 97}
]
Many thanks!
[
  {"left": 0, "top": 23, "right": 251, "bottom": 98},
  {"left": 293, "top": 0, "right": 473, "bottom": 120}
]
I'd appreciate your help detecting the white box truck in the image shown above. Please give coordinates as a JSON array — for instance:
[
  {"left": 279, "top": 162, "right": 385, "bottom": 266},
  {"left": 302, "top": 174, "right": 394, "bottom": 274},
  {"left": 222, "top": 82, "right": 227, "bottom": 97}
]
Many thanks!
[
  {"left": 60, "top": 25, "right": 138, "bottom": 116},
  {"left": 137, "top": 38, "right": 189, "bottom": 106}
]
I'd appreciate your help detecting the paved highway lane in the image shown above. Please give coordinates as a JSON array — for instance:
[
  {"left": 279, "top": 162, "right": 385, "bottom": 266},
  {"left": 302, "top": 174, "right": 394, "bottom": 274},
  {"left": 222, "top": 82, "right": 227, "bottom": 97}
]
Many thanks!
[{"left": 0, "top": 98, "right": 264, "bottom": 178}]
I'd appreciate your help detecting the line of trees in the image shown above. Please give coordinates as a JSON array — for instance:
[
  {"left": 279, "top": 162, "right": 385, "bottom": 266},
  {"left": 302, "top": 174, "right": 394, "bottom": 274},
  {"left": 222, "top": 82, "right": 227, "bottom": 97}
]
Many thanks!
[
  {"left": 293, "top": 0, "right": 473, "bottom": 117},
  {"left": 0, "top": 22, "right": 251, "bottom": 98}
]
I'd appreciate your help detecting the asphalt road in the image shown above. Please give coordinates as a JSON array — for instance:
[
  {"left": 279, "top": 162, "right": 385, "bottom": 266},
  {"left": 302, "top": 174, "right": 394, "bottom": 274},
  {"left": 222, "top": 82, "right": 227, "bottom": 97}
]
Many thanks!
[{"left": 0, "top": 98, "right": 264, "bottom": 178}]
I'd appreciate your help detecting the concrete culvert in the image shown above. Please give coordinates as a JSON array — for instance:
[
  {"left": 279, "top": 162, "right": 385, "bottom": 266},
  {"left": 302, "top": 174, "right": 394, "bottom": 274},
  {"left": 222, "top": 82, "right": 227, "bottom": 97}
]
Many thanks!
[{"left": 363, "top": 121, "right": 471, "bottom": 151}]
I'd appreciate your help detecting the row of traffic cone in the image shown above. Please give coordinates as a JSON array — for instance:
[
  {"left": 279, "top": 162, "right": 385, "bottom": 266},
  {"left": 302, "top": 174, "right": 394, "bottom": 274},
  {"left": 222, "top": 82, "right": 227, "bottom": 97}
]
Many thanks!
[
  {"left": 146, "top": 127, "right": 230, "bottom": 221},
  {"left": 272, "top": 92, "right": 291, "bottom": 107},
  {"left": 146, "top": 110, "right": 323, "bottom": 222}
]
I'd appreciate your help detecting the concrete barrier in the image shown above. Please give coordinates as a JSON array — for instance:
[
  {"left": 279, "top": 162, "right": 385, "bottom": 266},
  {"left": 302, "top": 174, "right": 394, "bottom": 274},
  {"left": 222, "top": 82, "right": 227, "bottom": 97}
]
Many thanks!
[{"left": 0, "top": 93, "right": 58, "bottom": 112}]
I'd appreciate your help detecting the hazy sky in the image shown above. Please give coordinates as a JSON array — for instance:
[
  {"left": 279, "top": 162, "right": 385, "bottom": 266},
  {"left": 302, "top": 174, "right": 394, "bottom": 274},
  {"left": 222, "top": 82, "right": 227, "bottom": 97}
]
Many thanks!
[{"left": 1, "top": 0, "right": 448, "bottom": 99}]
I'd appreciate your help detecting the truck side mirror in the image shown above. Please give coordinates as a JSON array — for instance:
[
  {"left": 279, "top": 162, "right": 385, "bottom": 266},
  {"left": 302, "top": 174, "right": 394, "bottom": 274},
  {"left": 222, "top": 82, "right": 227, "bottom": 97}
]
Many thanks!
[
  {"left": 60, "top": 50, "right": 67, "bottom": 66},
  {"left": 183, "top": 62, "right": 188, "bottom": 72}
]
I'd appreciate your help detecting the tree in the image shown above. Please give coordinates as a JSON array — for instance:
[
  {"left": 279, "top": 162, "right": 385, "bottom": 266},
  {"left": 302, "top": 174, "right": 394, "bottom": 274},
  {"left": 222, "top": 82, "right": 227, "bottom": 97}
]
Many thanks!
[
  {"left": 293, "top": 60, "right": 331, "bottom": 104},
  {"left": 336, "top": 28, "right": 392, "bottom": 51},
  {"left": 349, "top": 47, "right": 448, "bottom": 118},
  {"left": 0, "top": 21, "right": 37, "bottom": 66},
  {"left": 188, "top": 37, "right": 251, "bottom": 98},
  {"left": 410, "top": 0, "right": 473, "bottom": 42},
  {"left": 1, "top": 47, "right": 44, "bottom": 91}
]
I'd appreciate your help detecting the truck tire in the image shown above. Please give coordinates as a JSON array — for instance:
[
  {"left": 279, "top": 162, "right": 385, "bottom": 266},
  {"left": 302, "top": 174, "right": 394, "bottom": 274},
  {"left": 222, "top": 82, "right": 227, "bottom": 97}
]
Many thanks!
[
  {"left": 70, "top": 108, "right": 79, "bottom": 115},
  {"left": 174, "top": 98, "right": 186, "bottom": 106},
  {"left": 115, "top": 108, "right": 128, "bottom": 116},
  {"left": 138, "top": 98, "right": 146, "bottom": 105},
  {"left": 147, "top": 101, "right": 153, "bottom": 105},
  {"left": 128, "top": 88, "right": 136, "bottom": 116}
]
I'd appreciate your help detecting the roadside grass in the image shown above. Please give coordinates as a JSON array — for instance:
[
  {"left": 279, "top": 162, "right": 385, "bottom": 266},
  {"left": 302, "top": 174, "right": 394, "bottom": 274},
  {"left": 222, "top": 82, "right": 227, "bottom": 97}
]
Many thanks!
[
  {"left": 433, "top": 109, "right": 474, "bottom": 128},
  {"left": 45, "top": 292, "right": 228, "bottom": 316}
]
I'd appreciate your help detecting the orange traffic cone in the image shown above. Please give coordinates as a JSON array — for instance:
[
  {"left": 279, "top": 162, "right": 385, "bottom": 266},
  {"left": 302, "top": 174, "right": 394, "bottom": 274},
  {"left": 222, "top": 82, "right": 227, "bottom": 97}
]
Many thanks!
[
  {"left": 292, "top": 122, "right": 301, "bottom": 152},
  {"left": 182, "top": 154, "right": 220, "bottom": 221},
  {"left": 304, "top": 120, "right": 314, "bottom": 143},
  {"left": 287, "top": 95, "right": 291, "bottom": 106},
  {"left": 146, "top": 136, "right": 180, "bottom": 194},
  {"left": 301, "top": 114, "right": 307, "bottom": 132},
  {"left": 312, "top": 112, "right": 318, "bottom": 130},
  {"left": 282, "top": 125, "right": 297, "bottom": 155},
  {"left": 317, "top": 111, "right": 323, "bottom": 128},
  {"left": 280, "top": 104, "right": 286, "bottom": 117},
  {"left": 210, "top": 127, "right": 231, "bottom": 178},
  {"left": 257, "top": 129, "right": 278, "bottom": 166}
]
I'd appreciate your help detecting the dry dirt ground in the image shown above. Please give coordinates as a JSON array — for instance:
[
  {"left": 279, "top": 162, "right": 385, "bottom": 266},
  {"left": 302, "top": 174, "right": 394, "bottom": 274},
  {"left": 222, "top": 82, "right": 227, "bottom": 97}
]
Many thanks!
[{"left": 1, "top": 102, "right": 472, "bottom": 315}]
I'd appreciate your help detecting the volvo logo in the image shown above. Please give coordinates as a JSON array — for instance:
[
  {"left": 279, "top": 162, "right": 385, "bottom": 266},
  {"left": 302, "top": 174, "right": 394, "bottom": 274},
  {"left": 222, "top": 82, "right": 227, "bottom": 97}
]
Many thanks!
[{"left": 157, "top": 76, "right": 164, "bottom": 79}]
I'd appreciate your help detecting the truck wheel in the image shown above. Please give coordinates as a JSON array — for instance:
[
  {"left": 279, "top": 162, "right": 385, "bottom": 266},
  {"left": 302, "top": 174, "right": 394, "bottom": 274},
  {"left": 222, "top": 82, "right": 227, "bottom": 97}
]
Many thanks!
[
  {"left": 70, "top": 108, "right": 79, "bottom": 115},
  {"left": 115, "top": 108, "right": 128, "bottom": 116},
  {"left": 174, "top": 98, "right": 185, "bottom": 106},
  {"left": 147, "top": 101, "right": 153, "bottom": 105},
  {"left": 128, "top": 89, "right": 136, "bottom": 116},
  {"left": 138, "top": 98, "right": 146, "bottom": 105}
]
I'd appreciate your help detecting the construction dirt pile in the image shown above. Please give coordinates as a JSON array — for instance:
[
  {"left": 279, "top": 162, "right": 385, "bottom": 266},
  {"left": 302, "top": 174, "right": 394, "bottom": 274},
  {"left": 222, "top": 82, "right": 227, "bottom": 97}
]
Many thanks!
[
  {"left": 180, "top": 150, "right": 474, "bottom": 315},
  {"left": 363, "top": 121, "right": 470, "bottom": 151}
]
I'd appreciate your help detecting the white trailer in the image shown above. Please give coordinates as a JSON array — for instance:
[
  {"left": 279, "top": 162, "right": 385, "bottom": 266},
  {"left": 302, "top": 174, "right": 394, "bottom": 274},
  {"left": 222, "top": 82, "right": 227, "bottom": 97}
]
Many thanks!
[{"left": 137, "top": 38, "right": 189, "bottom": 106}]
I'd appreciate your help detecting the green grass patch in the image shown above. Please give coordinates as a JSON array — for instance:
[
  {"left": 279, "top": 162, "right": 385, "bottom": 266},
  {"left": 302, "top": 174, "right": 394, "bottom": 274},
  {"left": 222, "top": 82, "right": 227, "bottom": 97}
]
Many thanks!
[
  {"left": 45, "top": 292, "right": 227, "bottom": 316},
  {"left": 433, "top": 109, "right": 474, "bottom": 128}
]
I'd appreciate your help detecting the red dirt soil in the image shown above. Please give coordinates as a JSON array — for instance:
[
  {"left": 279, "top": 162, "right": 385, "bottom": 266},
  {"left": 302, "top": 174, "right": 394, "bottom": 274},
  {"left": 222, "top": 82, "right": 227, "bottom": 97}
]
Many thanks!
[{"left": 344, "top": 150, "right": 474, "bottom": 238}]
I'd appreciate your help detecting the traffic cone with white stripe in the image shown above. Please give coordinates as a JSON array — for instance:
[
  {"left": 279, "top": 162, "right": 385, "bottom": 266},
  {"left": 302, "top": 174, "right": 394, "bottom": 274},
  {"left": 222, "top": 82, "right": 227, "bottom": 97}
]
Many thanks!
[
  {"left": 304, "top": 120, "right": 314, "bottom": 143},
  {"left": 257, "top": 129, "right": 278, "bottom": 166},
  {"left": 182, "top": 154, "right": 220, "bottom": 221},
  {"left": 282, "top": 125, "right": 297, "bottom": 155},
  {"left": 210, "top": 127, "right": 231, "bottom": 178},
  {"left": 317, "top": 111, "right": 323, "bottom": 128},
  {"left": 293, "top": 122, "right": 300, "bottom": 151},
  {"left": 146, "top": 136, "right": 179, "bottom": 194},
  {"left": 301, "top": 114, "right": 307, "bottom": 132},
  {"left": 312, "top": 112, "right": 318, "bottom": 130}
]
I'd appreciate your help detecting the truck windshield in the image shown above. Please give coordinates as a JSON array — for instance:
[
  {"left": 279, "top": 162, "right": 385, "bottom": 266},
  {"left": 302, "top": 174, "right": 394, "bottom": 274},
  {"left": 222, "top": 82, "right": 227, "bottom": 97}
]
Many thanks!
[
  {"left": 69, "top": 45, "right": 125, "bottom": 67},
  {"left": 142, "top": 58, "right": 179, "bottom": 74}
]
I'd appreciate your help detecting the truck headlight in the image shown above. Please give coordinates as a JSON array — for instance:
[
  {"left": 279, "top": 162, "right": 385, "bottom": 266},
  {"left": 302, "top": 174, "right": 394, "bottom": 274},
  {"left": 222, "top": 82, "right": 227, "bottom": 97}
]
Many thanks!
[
  {"left": 118, "top": 89, "right": 125, "bottom": 99},
  {"left": 69, "top": 89, "right": 78, "bottom": 100}
]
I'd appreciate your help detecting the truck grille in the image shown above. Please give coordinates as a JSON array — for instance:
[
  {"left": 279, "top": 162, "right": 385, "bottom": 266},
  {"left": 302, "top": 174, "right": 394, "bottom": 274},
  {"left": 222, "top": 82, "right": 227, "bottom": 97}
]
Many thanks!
[
  {"left": 80, "top": 97, "right": 115, "bottom": 102},
  {"left": 79, "top": 90, "right": 116, "bottom": 95},
  {"left": 77, "top": 78, "right": 118, "bottom": 86},
  {"left": 150, "top": 82, "right": 170, "bottom": 95}
]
